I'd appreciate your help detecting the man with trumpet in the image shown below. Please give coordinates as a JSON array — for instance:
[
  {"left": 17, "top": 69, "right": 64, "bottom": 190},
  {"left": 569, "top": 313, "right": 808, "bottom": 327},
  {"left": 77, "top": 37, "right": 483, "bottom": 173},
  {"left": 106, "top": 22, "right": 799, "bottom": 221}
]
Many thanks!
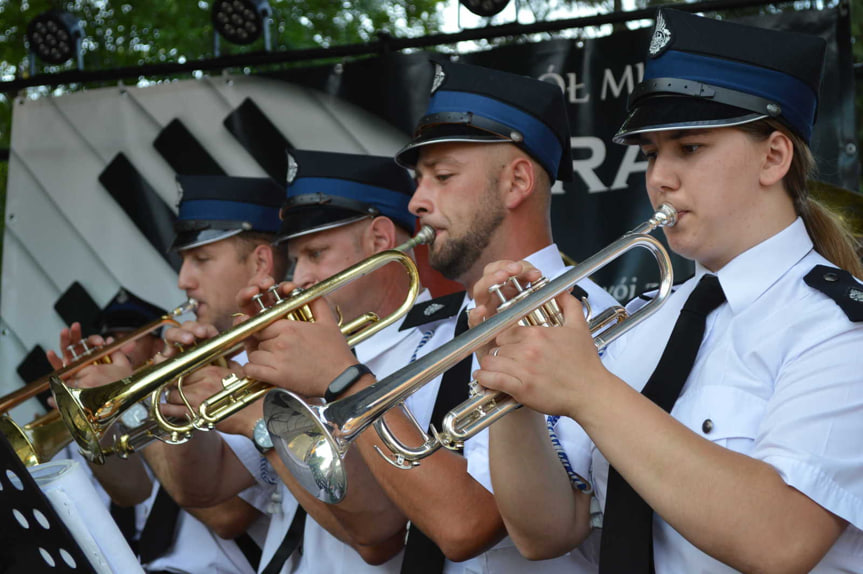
[
  {"left": 55, "top": 175, "right": 288, "bottom": 573},
  {"left": 247, "top": 60, "right": 619, "bottom": 574},
  {"left": 154, "top": 150, "right": 428, "bottom": 573}
]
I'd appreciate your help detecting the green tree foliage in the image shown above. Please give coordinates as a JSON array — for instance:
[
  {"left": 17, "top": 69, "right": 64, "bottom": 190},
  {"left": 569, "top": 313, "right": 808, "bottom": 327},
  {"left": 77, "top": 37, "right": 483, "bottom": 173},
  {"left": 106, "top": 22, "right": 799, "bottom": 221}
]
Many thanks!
[{"left": 0, "top": 0, "right": 444, "bottom": 145}]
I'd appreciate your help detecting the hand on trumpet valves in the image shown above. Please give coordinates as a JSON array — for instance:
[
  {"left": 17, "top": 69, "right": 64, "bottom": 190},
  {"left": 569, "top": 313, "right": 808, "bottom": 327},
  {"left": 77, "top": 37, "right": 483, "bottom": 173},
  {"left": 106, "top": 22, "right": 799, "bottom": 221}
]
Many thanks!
[
  {"left": 160, "top": 320, "right": 220, "bottom": 359},
  {"left": 158, "top": 361, "right": 246, "bottom": 431},
  {"left": 242, "top": 294, "right": 360, "bottom": 399},
  {"left": 61, "top": 347, "right": 134, "bottom": 390},
  {"left": 468, "top": 259, "right": 544, "bottom": 361},
  {"left": 52, "top": 322, "right": 105, "bottom": 367},
  {"left": 473, "top": 289, "right": 606, "bottom": 419},
  {"left": 235, "top": 276, "right": 296, "bottom": 320}
]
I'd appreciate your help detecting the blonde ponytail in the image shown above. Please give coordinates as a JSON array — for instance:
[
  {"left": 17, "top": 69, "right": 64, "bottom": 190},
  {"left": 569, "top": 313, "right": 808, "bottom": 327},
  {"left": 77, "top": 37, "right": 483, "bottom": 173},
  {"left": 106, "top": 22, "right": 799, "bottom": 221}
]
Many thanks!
[{"left": 738, "top": 120, "right": 863, "bottom": 279}]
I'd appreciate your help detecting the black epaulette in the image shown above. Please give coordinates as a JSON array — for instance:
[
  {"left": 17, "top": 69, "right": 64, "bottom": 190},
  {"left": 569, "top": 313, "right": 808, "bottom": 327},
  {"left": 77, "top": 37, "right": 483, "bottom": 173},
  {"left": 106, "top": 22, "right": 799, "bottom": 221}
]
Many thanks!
[
  {"left": 804, "top": 265, "right": 863, "bottom": 322},
  {"left": 400, "top": 291, "right": 466, "bottom": 330}
]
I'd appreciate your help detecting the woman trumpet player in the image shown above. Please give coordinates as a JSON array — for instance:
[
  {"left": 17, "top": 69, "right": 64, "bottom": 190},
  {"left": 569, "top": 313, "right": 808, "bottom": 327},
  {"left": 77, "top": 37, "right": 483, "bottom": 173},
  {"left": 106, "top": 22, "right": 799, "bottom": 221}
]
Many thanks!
[{"left": 471, "top": 9, "right": 863, "bottom": 573}]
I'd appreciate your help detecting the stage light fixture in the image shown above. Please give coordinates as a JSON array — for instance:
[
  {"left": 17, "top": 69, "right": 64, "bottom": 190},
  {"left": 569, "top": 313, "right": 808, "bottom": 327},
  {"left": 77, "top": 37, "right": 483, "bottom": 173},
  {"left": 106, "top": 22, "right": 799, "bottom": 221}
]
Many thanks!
[
  {"left": 459, "top": 0, "right": 512, "bottom": 17},
  {"left": 25, "top": 10, "right": 83, "bottom": 67},
  {"left": 212, "top": 0, "right": 272, "bottom": 47}
]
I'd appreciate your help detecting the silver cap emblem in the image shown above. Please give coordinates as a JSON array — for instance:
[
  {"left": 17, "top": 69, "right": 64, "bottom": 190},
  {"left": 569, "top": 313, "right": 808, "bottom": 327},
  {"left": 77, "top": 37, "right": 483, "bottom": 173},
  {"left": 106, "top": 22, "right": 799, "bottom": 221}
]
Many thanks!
[
  {"left": 175, "top": 180, "right": 185, "bottom": 208},
  {"left": 286, "top": 152, "right": 298, "bottom": 184},
  {"left": 424, "top": 303, "right": 444, "bottom": 316},
  {"left": 431, "top": 63, "right": 446, "bottom": 95},
  {"left": 649, "top": 12, "right": 672, "bottom": 57}
]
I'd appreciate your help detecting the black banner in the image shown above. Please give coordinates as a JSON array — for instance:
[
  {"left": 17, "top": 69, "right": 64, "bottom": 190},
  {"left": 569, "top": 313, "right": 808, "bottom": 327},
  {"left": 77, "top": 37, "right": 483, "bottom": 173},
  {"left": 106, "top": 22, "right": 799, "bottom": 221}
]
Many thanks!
[{"left": 267, "top": 7, "right": 857, "bottom": 300}]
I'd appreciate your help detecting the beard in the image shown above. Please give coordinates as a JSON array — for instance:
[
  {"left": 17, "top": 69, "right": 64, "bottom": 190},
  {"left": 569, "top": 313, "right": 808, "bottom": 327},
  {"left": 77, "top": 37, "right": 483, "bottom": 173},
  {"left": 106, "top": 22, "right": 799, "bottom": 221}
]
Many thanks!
[{"left": 429, "top": 180, "right": 506, "bottom": 281}]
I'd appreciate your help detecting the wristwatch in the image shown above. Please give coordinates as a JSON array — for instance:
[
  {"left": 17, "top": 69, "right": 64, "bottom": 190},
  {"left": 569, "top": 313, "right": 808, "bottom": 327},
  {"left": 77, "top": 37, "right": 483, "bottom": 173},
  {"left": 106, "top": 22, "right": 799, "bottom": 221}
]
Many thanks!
[
  {"left": 253, "top": 418, "right": 273, "bottom": 454},
  {"left": 324, "top": 363, "right": 372, "bottom": 403}
]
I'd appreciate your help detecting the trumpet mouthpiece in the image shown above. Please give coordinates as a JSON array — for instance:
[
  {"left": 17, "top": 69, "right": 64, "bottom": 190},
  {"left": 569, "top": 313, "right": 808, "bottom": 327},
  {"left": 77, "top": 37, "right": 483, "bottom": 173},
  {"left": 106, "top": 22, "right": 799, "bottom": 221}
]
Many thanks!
[
  {"left": 415, "top": 225, "right": 436, "bottom": 246},
  {"left": 174, "top": 298, "right": 198, "bottom": 316},
  {"left": 655, "top": 204, "right": 678, "bottom": 228}
]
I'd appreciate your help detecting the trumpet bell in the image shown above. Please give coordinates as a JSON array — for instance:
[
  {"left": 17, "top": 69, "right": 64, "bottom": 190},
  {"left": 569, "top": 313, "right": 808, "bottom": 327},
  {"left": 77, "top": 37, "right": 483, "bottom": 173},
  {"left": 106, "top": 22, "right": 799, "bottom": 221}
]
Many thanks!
[
  {"left": 264, "top": 390, "right": 346, "bottom": 504},
  {"left": 50, "top": 376, "right": 114, "bottom": 464}
]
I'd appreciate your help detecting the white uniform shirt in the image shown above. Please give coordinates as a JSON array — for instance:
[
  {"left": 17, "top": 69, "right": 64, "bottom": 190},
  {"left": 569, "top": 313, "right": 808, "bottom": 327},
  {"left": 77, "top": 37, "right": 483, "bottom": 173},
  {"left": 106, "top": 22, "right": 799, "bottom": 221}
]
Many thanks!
[
  {"left": 60, "top": 442, "right": 268, "bottom": 574},
  {"left": 558, "top": 218, "right": 863, "bottom": 572},
  {"left": 409, "top": 244, "right": 618, "bottom": 574},
  {"left": 259, "top": 293, "right": 430, "bottom": 574}
]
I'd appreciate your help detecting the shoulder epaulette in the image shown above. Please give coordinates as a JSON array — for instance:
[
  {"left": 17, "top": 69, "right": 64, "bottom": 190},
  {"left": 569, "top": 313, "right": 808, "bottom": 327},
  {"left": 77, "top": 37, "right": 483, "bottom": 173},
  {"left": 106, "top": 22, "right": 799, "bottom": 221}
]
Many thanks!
[
  {"left": 400, "top": 291, "right": 466, "bottom": 330},
  {"left": 803, "top": 265, "right": 863, "bottom": 322}
]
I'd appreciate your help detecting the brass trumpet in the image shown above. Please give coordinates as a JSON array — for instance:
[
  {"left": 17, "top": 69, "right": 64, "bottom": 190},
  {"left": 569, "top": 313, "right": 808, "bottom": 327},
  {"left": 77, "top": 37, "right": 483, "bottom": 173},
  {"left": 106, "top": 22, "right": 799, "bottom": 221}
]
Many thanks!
[
  {"left": 0, "top": 299, "right": 197, "bottom": 467},
  {"left": 52, "top": 227, "right": 434, "bottom": 463},
  {"left": 0, "top": 298, "right": 197, "bottom": 414},
  {"left": 264, "top": 205, "right": 677, "bottom": 503}
]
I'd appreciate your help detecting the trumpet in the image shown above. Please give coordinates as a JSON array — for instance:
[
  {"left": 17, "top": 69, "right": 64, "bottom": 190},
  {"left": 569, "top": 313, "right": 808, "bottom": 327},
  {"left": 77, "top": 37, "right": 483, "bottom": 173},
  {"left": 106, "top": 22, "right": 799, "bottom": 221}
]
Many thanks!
[
  {"left": 264, "top": 204, "right": 677, "bottom": 503},
  {"left": 0, "top": 299, "right": 197, "bottom": 467},
  {"left": 51, "top": 227, "right": 435, "bottom": 463},
  {"left": 0, "top": 298, "right": 198, "bottom": 414}
]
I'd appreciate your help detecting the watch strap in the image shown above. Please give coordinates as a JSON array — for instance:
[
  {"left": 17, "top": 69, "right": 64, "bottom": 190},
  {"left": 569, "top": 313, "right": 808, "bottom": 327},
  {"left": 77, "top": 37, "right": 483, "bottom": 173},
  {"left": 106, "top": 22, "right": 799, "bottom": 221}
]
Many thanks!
[{"left": 324, "top": 363, "right": 372, "bottom": 402}]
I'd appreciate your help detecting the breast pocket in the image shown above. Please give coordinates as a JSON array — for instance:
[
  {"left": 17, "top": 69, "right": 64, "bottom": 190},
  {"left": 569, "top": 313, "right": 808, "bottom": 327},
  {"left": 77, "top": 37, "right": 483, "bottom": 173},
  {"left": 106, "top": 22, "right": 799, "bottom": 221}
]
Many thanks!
[{"left": 674, "top": 385, "right": 768, "bottom": 456}]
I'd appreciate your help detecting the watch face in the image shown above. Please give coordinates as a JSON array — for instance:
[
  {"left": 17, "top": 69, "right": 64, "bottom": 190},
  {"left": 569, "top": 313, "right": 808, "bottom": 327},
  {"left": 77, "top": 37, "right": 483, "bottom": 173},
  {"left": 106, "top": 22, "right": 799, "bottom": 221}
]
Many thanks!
[{"left": 254, "top": 419, "right": 273, "bottom": 449}]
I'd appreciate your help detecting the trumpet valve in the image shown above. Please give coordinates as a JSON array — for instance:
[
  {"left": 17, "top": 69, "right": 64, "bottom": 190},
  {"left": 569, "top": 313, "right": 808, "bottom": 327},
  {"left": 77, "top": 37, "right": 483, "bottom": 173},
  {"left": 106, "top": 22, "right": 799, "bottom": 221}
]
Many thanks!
[
  {"left": 252, "top": 293, "right": 269, "bottom": 313},
  {"left": 268, "top": 285, "right": 284, "bottom": 303}
]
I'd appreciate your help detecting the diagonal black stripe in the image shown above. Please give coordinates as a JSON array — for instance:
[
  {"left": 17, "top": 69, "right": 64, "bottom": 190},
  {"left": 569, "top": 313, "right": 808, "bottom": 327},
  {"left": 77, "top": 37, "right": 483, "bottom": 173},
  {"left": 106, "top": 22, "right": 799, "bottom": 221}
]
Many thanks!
[
  {"left": 16, "top": 345, "right": 53, "bottom": 385},
  {"left": 99, "top": 153, "right": 181, "bottom": 271},
  {"left": 54, "top": 281, "right": 101, "bottom": 336},
  {"left": 223, "top": 98, "right": 293, "bottom": 183},
  {"left": 154, "top": 119, "right": 226, "bottom": 176}
]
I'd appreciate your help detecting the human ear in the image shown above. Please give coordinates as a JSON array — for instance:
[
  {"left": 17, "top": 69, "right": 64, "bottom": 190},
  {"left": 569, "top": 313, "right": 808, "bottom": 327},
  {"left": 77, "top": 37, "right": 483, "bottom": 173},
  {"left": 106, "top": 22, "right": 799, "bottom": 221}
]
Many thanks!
[
  {"left": 505, "top": 155, "right": 535, "bottom": 209},
  {"left": 251, "top": 243, "right": 275, "bottom": 279},
  {"left": 759, "top": 130, "right": 793, "bottom": 188},
  {"left": 366, "top": 216, "right": 397, "bottom": 253}
]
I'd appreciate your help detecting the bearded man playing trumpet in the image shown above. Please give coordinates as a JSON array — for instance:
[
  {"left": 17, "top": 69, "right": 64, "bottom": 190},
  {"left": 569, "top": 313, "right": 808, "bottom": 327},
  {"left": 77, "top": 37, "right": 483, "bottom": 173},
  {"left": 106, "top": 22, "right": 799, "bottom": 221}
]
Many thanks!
[
  {"left": 153, "top": 150, "right": 430, "bottom": 574},
  {"left": 240, "top": 61, "right": 620, "bottom": 574}
]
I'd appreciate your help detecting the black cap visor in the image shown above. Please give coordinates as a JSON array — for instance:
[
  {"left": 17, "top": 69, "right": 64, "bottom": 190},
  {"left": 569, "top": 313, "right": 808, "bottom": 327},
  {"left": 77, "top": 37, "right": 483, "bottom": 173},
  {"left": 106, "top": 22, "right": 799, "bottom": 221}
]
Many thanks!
[
  {"left": 276, "top": 206, "right": 374, "bottom": 244},
  {"left": 396, "top": 121, "right": 513, "bottom": 169},
  {"left": 614, "top": 95, "right": 767, "bottom": 145},
  {"left": 170, "top": 228, "right": 246, "bottom": 252}
]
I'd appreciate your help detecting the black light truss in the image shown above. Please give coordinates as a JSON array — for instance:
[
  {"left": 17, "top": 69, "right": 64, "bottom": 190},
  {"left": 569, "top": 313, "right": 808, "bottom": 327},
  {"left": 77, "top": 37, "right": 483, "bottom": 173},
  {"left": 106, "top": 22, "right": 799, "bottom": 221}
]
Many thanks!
[{"left": 0, "top": 0, "right": 840, "bottom": 93}]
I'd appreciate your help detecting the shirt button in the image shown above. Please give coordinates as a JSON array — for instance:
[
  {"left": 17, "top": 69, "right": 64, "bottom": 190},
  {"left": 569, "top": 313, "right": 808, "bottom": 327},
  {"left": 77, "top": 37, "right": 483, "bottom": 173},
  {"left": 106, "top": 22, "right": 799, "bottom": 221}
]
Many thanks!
[
  {"left": 824, "top": 272, "right": 839, "bottom": 282},
  {"left": 702, "top": 419, "right": 714, "bottom": 434}
]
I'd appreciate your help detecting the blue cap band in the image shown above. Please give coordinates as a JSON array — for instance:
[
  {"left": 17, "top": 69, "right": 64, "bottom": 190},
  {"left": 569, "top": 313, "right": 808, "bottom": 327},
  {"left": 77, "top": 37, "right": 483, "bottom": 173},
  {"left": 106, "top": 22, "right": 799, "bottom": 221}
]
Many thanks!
[
  {"left": 287, "top": 177, "right": 416, "bottom": 231},
  {"left": 178, "top": 199, "right": 282, "bottom": 233},
  {"left": 427, "top": 90, "right": 563, "bottom": 178},
  {"left": 647, "top": 50, "right": 817, "bottom": 142}
]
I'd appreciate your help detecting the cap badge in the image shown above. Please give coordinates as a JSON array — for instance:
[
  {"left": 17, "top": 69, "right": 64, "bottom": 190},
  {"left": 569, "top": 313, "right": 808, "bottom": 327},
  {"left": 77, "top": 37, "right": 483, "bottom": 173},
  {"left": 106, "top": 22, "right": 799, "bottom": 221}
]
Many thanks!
[
  {"left": 175, "top": 180, "right": 185, "bottom": 209},
  {"left": 424, "top": 302, "right": 445, "bottom": 316},
  {"left": 648, "top": 12, "right": 672, "bottom": 58},
  {"left": 431, "top": 63, "right": 446, "bottom": 95},
  {"left": 849, "top": 288, "right": 863, "bottom": 303},
  {"left": 286, "top": 152, "right": 298, "bottom": 184}
]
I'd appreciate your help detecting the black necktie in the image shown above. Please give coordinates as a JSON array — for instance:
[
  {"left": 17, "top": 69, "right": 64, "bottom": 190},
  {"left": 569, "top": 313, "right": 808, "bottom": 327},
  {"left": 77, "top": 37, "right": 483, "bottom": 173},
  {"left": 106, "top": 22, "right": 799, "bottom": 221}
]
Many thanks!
[
  {"left": 137, "top": 486, "right": 181, "bottom": 564},
  {"left": 401, "top": 307, "right": 471, "bottom": 574},
  {"left": 599, "top": 274, "right": 726, "bottom": 574},
  {"left": 260, "top": 507, "right": 307, "bottom": 574}
]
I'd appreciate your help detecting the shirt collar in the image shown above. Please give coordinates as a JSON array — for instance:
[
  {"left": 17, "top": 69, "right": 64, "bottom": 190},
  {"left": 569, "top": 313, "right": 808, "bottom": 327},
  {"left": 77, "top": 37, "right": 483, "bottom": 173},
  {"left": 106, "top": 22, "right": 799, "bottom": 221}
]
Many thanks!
[
  {"left": 698, "top": 217, "right": 813, "bottom": 314},
  {"left": 355, "top": 288, "right": 432, "bottom": 361}
]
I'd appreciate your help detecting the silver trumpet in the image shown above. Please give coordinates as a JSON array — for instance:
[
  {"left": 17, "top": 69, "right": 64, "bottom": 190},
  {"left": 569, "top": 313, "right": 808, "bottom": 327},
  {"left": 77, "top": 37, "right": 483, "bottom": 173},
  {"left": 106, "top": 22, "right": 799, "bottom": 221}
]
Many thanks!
[{"left": 265, "top": 204, "right": 677, "bottom": 503}]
